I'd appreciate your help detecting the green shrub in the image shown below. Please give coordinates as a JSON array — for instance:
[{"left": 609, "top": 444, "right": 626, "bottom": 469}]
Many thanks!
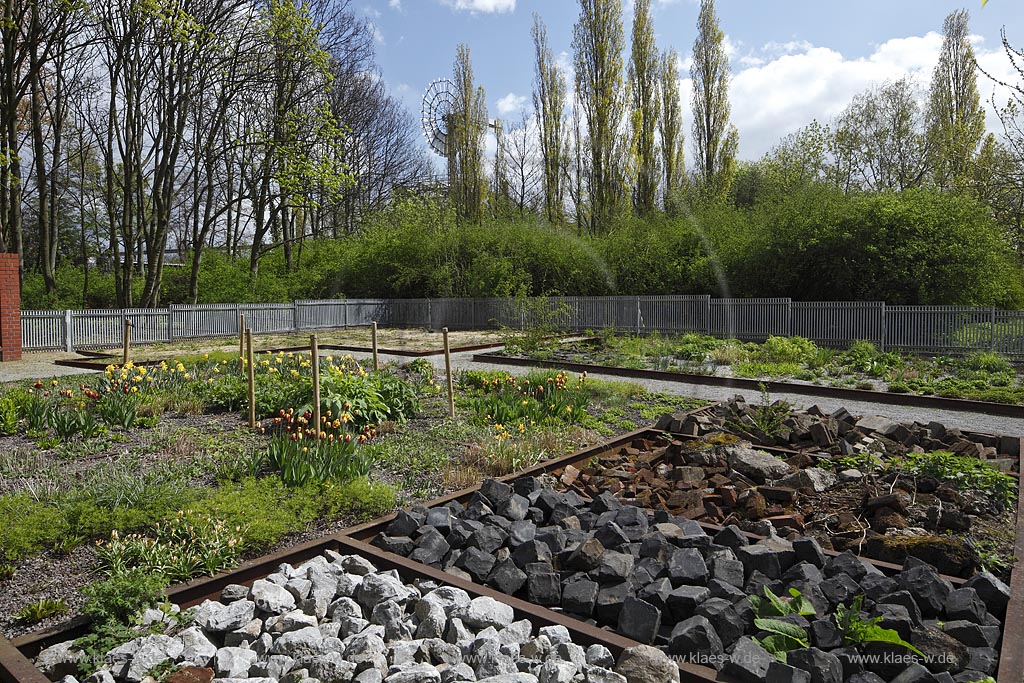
[
  {"left": 960, "top": 351, "right": 1013, "bottom": 375},
  {"left": 0, "top": 395, "right": 19, "bottom": 435},
  {"left": 81, "top": 568, "right": 168, "bottom": 626},
  {"left": 0, "top": 494, "right": 70, "bottom": 560},
  {"left": 193, "top": 478, "right": 324, "bottom": 550},
  {"left": 321, "top": 477, "right": 398, "bottom": 521},
  {"left": 756, "top": 336, "right": 818, "bottom": 364}
]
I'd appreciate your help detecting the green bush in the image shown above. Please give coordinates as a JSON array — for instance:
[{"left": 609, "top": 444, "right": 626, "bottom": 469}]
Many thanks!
[
  {"left": 81, "top": 568, "right": 168, "bottom": 626},
  {"left": 755, "top": 336, "right": 818, "bottom": 364},
  {"left": 0, "top": 494, "right": 70, "bottom": 561},
  {"left": 960, "top": 351, "right": 1013, "bottom": 375}
]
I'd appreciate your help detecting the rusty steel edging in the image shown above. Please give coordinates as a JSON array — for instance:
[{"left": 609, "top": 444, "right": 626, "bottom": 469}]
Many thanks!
[
  {"left": 49, "top": 340, "right": 509, "bottom": 373},
  {"left": 1, "top": 521, "right": 728, "bottom": 683},
  {"left": 473, "top": 353, "right": 1024, "bottom": 418},
  {"left": 997, "top": 479, "right": 1024, "bottom": 683},
  {"left": 344, "top": 427, "right": 1024, "bottom": 682},
  {"left": 344, "top": 426, "right": 971, "bottom": 585}
]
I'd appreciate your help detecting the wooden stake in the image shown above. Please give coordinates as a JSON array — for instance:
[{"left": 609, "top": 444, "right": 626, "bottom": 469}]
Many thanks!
[
  {"left": 311, "top": 334, "right": 321, "bottom": 438},
  {"left": 371, "top": 321, "right": 379, "bottom": 371},
  {"left": 122, "top": 317, "right": 131, "bottom": 365},
  {"left": 443, "top": 327, "right": 455, "bottom": 418},
  {"left": 239, "top": 314, "right": 246, "bottom": 370},
  {"left": 246, "top": 328, "right": 256, "bottom": 428}
]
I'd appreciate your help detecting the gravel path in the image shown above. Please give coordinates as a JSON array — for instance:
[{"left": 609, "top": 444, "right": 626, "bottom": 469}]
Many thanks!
[
  {"left": 356, "top": 348, "right": 1024, "bottom": 438},
  {"left": 0, "top": 352, "right": 101, "bottom": 383}
]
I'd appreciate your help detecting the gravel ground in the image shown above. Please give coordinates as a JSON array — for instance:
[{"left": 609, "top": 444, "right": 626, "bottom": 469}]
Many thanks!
[
  {"left": 358, "top": 348, "right": 1024, "bottom": 438},
  {"left": 0, "top": 352, "right": 101, "bottom": 383}
]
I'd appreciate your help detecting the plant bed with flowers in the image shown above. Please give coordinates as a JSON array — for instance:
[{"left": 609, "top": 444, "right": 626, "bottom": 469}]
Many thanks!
[
  {"left": 0, "top": 353, "right": 705, "bottom": 643},
  {"left": 492, "top": 331, "right": 1024, "bottom": 405}
]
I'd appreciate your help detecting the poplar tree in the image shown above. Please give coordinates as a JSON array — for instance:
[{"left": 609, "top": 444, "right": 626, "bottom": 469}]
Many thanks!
[
  {"left": 690, "top": 0, "right": 738, "bottom": 201},
  {"left": 532, "top": 14, "right": 566, "bottom": 225},
  {"left": 573, "top": 0, "right": 626, "bottom": 233},
  {"left": 926, "top": 9, "right": 985, "bottom": 189},
  {"left": 659, "top": 48, "right": 685, "bottom": 208},
  {"left": 450, "top": 44, "right": 487, "bottom": 223},
  {"left": 628, "top": 0, "right": 659, "bottom": 215}
]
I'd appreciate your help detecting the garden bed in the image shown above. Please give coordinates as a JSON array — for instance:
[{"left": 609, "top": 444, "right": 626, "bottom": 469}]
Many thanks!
[
  {"left": 0, "top": 353, "right": 703, "bottom": 644},
  {"left": 478, "top": 332, "right": 1024, "bottom": 411},
  {"left": 84, "top": 327, "right": 506, "bottom": 362},
  {"left": 8, "top": 534, "right": 672, "bottom": 683}
]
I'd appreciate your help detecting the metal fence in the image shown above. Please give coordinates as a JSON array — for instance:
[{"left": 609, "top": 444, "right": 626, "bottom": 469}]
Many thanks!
[{"left": 19, "top": 296, "right": 1024, "bottom": 359}]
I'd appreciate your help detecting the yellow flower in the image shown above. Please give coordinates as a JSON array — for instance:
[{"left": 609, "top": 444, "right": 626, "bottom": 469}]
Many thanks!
[
  {"left": 325, "top": 356, "right": 333, "bottom": 362},
  {"left": 261, "top": 360, "right": 270, "bottom": 366},
  {"left": 131, "top": 386, "right": 139, "bottom": 393},
  {"left": 203, "top": 353, "right": 209, "bottom": 359},
  {"left": 275, "top": 357, "right": 283, "bottom": 364}
]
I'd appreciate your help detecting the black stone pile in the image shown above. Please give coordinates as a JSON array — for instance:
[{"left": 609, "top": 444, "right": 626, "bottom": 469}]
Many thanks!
[{"left": 374, "top": 478, "right": 1010, "bottom": 683}]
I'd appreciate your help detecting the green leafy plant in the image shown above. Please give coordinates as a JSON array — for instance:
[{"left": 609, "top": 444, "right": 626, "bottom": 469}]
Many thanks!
[
  {"left": 724, "top": 384, "right": 792, "bottom": 439},
  {"left": 464, "top": 370, "right": 590, "bottom": 427},
  {"left": 49, "top": 409, "right": 79, "bottom": 439},
  {"left": 76, "top": 410, "right": 105, "bottom": 439},
  {"left": 265, "top": 430, "right": 372, "bottom": 488},
  {"left": 76, "top": 569, "right": 170, "bottom": 676},
  {"left": 94, "top": 512, "right": 245, "bottom": 583},
  {"left": 749, "top": 586, "right": 817, "bottom": 618},
  {"left": 754, "top": 617, "right": 810, "bottom": 662},
  {"left": 903, "top": 451, "right": 1017, "bottom": 509},
  {"left": 23, "top": 395, "right": 48, "bottom": 431},
  {"left": 755, "top": 336, "right": 819, "bottom": 364},
  {"left": 99, "top": 391, "right": 139, "bottom": 430},
  {"left": 14, "top": 598, "right": 67, "bottom": 623},
  {"left": 0, "top": 396, "right": 19, "bottom": 435},
  {"left": 0, "top": 563, "right": 15, "bottom": 581},
  {"left": 834, "top": 595, "right": 923, "bottom": 654}
]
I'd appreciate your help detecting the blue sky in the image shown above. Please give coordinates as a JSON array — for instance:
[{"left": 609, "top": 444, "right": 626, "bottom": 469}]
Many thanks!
[{"left": 362, "top": 0, "right": 1024, "bottom": 161}]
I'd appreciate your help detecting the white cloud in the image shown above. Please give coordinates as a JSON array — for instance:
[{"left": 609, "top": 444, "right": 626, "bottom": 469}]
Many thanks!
[
  {"left": 389, "top": 0, "right": 401, "bottom": 8},
  {"left": 440, "top": 0, "right": 515, "bottom": 13},
  {"left": 368, "top": 22, "right": 385, "bottom": 44},
  {"left": 681, "top": 31, "right": 1020, "bottom": 161},
  {"left": 496, "top": 92, "right": 528, "bottom": 116}
]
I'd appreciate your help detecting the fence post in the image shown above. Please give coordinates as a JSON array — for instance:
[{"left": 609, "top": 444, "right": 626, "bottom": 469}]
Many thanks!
[
  {"left": 292, "top": 301, "right": 299, "bottom": 332},
  {"left": 343, "top": 300, "right": 349, "bottom": 329},
  {"left": 786, "top": 299, "right": 793, "bottom": 337},
  {"left": 64, "top": 310, "right": 73, "bottom": 353},
  {"left": 427, "top": 298, "right": 433, "bottom": 331},
  {"left": 168, "top": 304, "right": 176, "bottom": 340},
  {"left": 880, "top": 302, "right": 887, "bottom": 353},
  {"left": 636, "top": 296, "right": 641, "bottom": 335},
  {"left": 991, "top": 306, "right": 997, "bottom": 352}
]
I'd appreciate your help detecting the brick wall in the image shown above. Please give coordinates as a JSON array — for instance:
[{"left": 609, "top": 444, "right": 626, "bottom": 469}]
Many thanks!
[{"left": 0, "top": 253, "right": 21, "bottom": 362}]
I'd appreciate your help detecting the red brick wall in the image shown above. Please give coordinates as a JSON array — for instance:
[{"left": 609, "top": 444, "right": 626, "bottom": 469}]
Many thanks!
[{"left": 0, "top": 253, "right": 22, "bottom": 362}]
